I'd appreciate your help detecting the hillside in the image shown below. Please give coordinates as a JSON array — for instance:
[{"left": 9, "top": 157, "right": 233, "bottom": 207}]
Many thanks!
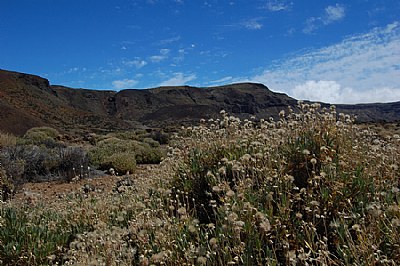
[{"left": 1, "top": 69, "right": 399, "bottom": 135}]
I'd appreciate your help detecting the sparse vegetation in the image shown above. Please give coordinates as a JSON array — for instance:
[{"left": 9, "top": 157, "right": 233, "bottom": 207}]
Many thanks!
[
  {"left": 1, "top": 104, "right": 399, "bottom": 265},
  {"left": 0, "top": 131, "right": 17, "bottom": 148}
]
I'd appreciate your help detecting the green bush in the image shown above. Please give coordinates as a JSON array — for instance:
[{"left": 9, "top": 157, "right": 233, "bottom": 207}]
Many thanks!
[
  {"left": 23, "top": 127, "right": 59, "bottom": 143},
  {"left": 110, "top": 131, "right": 138, "bottom": 141},
  {"left": 142, "top": 137, "right": 160, "bottom": 148},
  {"left": 133, "top": 141, "right": 163, "bottom": 164},
  {"left": 103, "top": 152, "right": 136, "bottom": 174},
  {"left": 88, "top": 137, "right": 130, "bottom": 169},
  {"left": 89, "top": 138, "right": 162, "bottom": 172},
  {"left": 150, "top": 130, "right": 169, "bottom": 145}
]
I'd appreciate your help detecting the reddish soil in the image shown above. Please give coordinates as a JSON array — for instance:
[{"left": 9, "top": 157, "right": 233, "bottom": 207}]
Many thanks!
[{"left": 12, "top": 165, "right": 154, "bottom": 204}]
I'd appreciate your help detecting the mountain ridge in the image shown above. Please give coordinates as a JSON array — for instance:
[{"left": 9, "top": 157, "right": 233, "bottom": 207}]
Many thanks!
[{"left": 1, "top": 69, "right": 399, "bottom": 135}]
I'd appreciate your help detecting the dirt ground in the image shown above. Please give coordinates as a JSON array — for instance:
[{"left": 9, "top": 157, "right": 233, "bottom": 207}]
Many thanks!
[{"left": 12, "top": 164, "right": 158, "bottom": 204}]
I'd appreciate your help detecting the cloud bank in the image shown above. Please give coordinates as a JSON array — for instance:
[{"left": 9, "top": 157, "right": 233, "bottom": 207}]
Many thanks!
[{"left": 250, "top": 22, "right": 400, "bottom": 104}]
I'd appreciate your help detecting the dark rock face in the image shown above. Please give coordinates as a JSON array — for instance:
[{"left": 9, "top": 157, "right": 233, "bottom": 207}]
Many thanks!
[
  {"left": 0, "top": 69, "right": 399, "bottom": 135},
  {"left": 335, "top": 102, "right": 400, "bottom": 122}
]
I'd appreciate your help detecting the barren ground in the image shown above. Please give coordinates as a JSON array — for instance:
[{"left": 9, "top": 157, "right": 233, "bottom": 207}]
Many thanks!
[{"left": 12, "top": 164, "right": 159, "bottom": 204}]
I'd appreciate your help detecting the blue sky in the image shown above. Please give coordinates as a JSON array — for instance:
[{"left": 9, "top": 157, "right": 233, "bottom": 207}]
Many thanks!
[{"left": 1, "top": 0, "right": 399, "bottom": 103}]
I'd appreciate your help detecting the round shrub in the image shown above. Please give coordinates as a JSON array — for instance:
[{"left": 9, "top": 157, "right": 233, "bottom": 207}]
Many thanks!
[
  {"left": 103, "top": 152, "right": 136, "bottom": 174},
  {"left": 89, "top": 138, "right": 162, "bottom": 169},
  {"left": 133, "top": 142, "right": 163, "bottom": 164},
  {"left": 24, "top": 127, "right": 59, "bottom": 143},
  {"left": 150, "top": 130, "right": 169, "bottom": 145},
  {"left": 142, "top": 137, "right": 160, "bottom": 148},
  {"left": 88, "top": 137, "right": 128, "bottom": 168}
]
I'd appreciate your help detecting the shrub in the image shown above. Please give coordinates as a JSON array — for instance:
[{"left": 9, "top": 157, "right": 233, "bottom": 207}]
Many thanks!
[
  {"left": 57, "top": 146, "right": 90, "bottom": 181},
  {"left": 142, "top": 137, "right": 160, "bottom": 148},
  {"left": 0, "top": 131, "right": 17, "bottom": 148},
  {"left": 110, "top": 131, "right": 138, "bottom": 141},
  {"left": 0, "top": 145, "right": 44, "bottom": 183},
  {"left": 133, "top": 142, "right": 163, "bottom": 164},
  {"left": 24, "top": 126, "right": 59, "bottom": 141},
  {"left": 0, "top": 144, "right": 89, "bottom": 184},
  {"left": 0, "top": 165, "right": 14, "bottom": 201},
  {"left": 89, "top": 138, "right": 162, "bottom": 172},
  {"left": 150, "top": 130, "right": 169, "bottom": 145},
  {"left": 103, "top": 152, "right": 136, "bottom": 174},
  {"left": 88, "top": 137, "right": 131, "bottom": 169}
]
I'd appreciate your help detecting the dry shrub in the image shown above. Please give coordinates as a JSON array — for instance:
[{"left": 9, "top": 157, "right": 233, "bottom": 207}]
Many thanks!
[
  {"left": 0, "top": 131, "right": 16, "bottom": 148},
  {"left": 0, "top": 164, "right": 14, "bottom": 201},
  {"left": 0, "top": 144, "right": 89, "bottom": 184}
]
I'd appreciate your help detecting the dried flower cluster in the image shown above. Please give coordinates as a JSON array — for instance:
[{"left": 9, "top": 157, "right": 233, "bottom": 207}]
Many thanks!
[{"left": 1, "top": 102, "right": 399, "bottom": 265}]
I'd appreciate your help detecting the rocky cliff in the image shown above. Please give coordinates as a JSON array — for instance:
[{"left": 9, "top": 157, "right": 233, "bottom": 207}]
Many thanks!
[{"left": 0, "top": 69, "right": 399, "bottom": 135}]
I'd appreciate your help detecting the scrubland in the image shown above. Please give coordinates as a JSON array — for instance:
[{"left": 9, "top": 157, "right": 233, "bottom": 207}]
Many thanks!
[{"left": 1, "top": 103, "right": 399, "bottom": 265}]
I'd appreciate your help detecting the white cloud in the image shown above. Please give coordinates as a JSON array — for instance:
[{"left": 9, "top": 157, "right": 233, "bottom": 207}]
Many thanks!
[
  {"left": 292, "top": 80, "right": 344, "bottom": 103},
  {"left": 160, "top": 48, "right": 170, "bottom": 55},
  {"left": 67, "top": 67, "right": 79, "bottom": 73},
  {"left": 209, "top": 76, "right": 234, "bottom": 85},
  {"left": 150, "top": 55, "right": 167, "bottom": 63},
  {"left": 135, "top": 60, "right": 147, "bottom": 68},
  {"left": 293, "top": 80, "right": 400, "bottom": 104},
  {"left": 303, "top": 4, "right": 345, "bottom": 33},
  {"left": 159, "top": 72, "right": 197, "bottom": 86},
  {"left": 112, "top": 79, "right": 138, "bottom": 90},
  {"left": 123, "top": 59, "right": 147, "bottom": 69},
  {"left": 156, "top": 36, "right": 181, "bottom": 45},
  {"left": 149, "top": 49, "right": 170, "bottom": 63},
  {"left": 324, "top": 4, "right": 345, "bottom": 24},
  {"left": 303, "top": 17, "right": 318, "bottom": 34},
  {"left": 223, "top": 17, "right": 264, "bottom": 31},
  {"left": 264, "top": 0, "right": 291, "bottom": 12},
  {"left": 173, "top": 49, "right": 186, "bottom": 63},
  {"left": 243, "top": 18, "right": 263, "bottom": 30},
  {"left": 250, "top": 22, "right": 400, "bottom": 103}
]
